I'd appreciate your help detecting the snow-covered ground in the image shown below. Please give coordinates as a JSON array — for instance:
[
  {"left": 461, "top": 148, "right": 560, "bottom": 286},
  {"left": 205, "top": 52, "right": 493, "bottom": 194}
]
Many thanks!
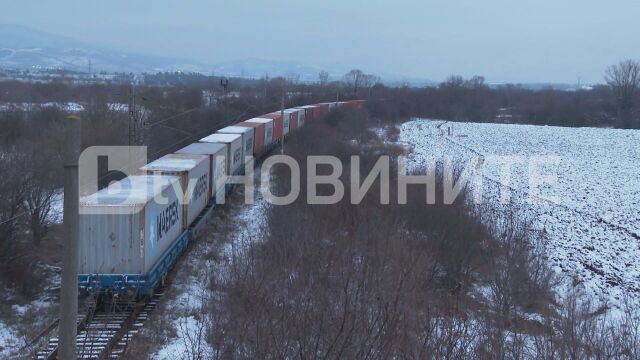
[
  {"left": 0, "top": 322, "right": 20, "bottom": 358},
  {"left": 150, "top": 186, "right": 268, "bottom": 359},
  {"left": 0, "top": 102, "right": 145, "bottom": 113},
  {"left": 0, "top": 102, "right": 85, "bottom": 112},
  {"left": 400, "top": 119, "right": 640, "bottom": 309},
  {"left": 0, "top": 292, "right": 58, "bottom": 357}
]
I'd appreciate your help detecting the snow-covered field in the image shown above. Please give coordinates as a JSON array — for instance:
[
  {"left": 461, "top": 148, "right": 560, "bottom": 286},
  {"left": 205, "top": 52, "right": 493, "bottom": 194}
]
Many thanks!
[{"left": 400, "top": 119, "right": 640, "bottom": 308}]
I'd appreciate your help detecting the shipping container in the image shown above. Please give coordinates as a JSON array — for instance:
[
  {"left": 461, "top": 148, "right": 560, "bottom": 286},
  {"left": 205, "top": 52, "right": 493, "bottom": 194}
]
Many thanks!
[
  {"left": 79, "top": 175, "right": 183, "bottom": 277},
  {"left": 313, "top": 103, "right": 330, "bottom": 119},
  {"left": 217, "top": 125, "right": 255, "bottom": 169},
  {"left": 200, "top": 133, "right": 243, "bottom": 175},
  {"left": 283, "top": 109, "right": 298, "bottom": 133},
  {"left": 344, "top": 99, "right": 366, "bottom": 108},
  {"left": 175, "top": 142, "right": 227, "bottom": 199},
  {"left": 246, "top": 118, "right": 274, "bottom": 150},
  {"left": 295, "top": 105, "right": 316, "bottom": 123},
  {"left": 140, "top": 154, "right": 209, "bottom": 229},
  {"left": 259, "top": 113, "right": 283, "bottom": 141},
  {"left": 291, "top": 107, "right": 305, "bottom": 128},
  {"left": 237, "top": 121, "right": 265, "bottom": 157},
  {"left": 319, "top": 102, "right": 338, "bottom": 111}
]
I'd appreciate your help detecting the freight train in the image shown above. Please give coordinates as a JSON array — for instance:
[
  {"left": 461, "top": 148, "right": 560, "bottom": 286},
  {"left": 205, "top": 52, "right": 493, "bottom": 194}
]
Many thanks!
[{"left": 77, "top": 100, "right": 366, "bottom": 297}]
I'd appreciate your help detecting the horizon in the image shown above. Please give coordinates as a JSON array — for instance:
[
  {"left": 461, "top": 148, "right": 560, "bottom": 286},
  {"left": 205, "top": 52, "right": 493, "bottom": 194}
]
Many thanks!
[{"left": 1, "top": 0, "right": 637, "bottom": 84}]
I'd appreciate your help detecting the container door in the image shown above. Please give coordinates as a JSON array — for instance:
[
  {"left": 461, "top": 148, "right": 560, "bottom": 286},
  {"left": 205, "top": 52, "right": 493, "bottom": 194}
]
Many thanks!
[
  {"left": 244, "top": 131, "right": 253, "bottom": 159},
  {"left": 265, "top": 123, "right": 273, "bottom": 145}
]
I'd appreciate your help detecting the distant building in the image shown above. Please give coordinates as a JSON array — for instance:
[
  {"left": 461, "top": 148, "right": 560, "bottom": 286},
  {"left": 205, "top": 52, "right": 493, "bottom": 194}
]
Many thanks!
[
  {"left": 495, "top": 107, "right": 525, "bottom": 123},
  {"left": 202, "top": 90, "right": 240, "bottom": 106}
]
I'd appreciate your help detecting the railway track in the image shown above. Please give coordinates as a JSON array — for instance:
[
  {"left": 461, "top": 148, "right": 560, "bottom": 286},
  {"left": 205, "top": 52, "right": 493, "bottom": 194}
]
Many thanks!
[
  {"left": 33, "top": 187, "right": 219, "bottom": 359},
  {"left": 35, "top": 289, "right": 165, "bottom": 360}
]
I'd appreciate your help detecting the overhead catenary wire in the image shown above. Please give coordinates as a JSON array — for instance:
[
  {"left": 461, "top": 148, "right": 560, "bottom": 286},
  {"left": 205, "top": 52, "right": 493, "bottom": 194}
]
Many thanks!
[
  {"left": 1, "top": 93, "right": 267, "bottom": 227},
  {"left": 148, "top": 107, "right": 200, "bottom": 128},
  {"left": 0, "top": 104, "right": 223, "bottom": 227},
  {"left": 79, "top": 105, "right": 251, "bottom": 192},
  {"left": 0, "top": 108, "right": 199, "bottom": 226}
]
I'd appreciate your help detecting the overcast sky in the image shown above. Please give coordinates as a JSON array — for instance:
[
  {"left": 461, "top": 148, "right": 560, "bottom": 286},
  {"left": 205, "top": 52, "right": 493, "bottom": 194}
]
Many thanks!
[{"left": 1, "top": 0, "right": 637, "bottom": 83}]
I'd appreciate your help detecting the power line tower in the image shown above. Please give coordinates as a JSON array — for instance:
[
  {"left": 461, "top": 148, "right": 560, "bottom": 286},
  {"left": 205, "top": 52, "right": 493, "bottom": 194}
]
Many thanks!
[
  {"left": 128, "top": 84, "right": 138, "bottom": 146},
  {"left": 128, "top": 77, "right": 147, "bottom": 146},
  {"left": 220, "top": 77, "right": 229, "bottom": 98}
]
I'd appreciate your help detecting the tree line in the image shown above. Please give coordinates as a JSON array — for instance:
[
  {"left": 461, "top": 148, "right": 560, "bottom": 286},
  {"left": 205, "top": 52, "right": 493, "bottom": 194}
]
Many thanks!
[
  {"left": 0, "top": 59, "right": 637, "bottom": 298},
  {"left": 367, "top": 59, "right": 640, "bottom": 129}
]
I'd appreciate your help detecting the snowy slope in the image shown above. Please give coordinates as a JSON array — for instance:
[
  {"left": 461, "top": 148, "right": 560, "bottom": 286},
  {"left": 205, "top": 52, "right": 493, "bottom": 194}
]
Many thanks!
[
  {"left": 400, "top": 119, "right": 640, "bottom": 308},
  {"left": 150, "top": 184, "right": 268, "bottom": 359},
  {"left": 0, "top": 321, "right": 19, "bottom": 358}
]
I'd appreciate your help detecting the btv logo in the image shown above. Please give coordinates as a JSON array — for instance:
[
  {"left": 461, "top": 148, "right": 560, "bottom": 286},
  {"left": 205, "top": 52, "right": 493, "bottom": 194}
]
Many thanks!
[{"left": 78, "top": 146, "right": 148, "bottom": 213}]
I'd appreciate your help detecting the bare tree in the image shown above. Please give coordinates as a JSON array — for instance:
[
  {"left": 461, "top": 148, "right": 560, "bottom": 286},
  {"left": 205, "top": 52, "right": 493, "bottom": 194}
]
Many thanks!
[
  {"left": 23, "top": 172, "right": 58, "bottom": 244},
  {"left": 440, "top": 75, "right": 465, "bottom": 89},
  {"left": 0, "top": 152, "right": 28, "bottom": 258},
  {"left": 343, "top": 69, "right": 366, "bottom": 96},
  {"left": 465, "top": 75, "right": 487, "bottom": 89},
  {"left": 284, "top": 72, "right": 300, "bottom": 85},
  {"left": 361, "top": 74, "right": 381, "bottom": 98},
  {"left": 605, "top": 59, "right": 640, "bottom": 127}
]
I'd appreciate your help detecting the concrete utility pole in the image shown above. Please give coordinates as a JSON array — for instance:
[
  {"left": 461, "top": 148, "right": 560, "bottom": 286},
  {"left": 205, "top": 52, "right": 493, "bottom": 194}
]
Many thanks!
[
  {"left": 128, "top": 84, "right": 137, "bottom": 146},
  {"left": 220, "top": 78, "right": 229, "bottom": 123},
  {"left": 128, "top": 76, "right": 147, "bottom": 147},
  {"left": 280, "top": 85, "right": 285, "bottom": 154},
  {"left": 59, "top": 115, "right": 81, "bottom": 360}
]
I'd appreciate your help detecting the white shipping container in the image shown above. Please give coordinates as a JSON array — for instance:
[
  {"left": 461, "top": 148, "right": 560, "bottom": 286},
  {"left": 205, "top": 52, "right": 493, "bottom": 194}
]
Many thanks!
[
  {"left": 268, "top": 111, "right": 291, "bottom": 136},
  {"left": 217, "top": 125, "right": 255, "bottom": 164},
  {"left": 292, "top": 108, "right": 305, "bottom": 127},
  {"left": 246, "top": 118, "right": 274, "bottom": 147},
  {"left": 140, "top": 153, "right": 209, "bottom": 229},
  {"left": 295, "top": 105, "right": 316, "bottom": 123},
  {"left": 79, "top": 175, "right": 183, "bottom": 275},
  {"left": 200, "top": 133, "right": 243, "bottom": 175},
  {"left": 175, "top": 142, "right": 227, "bottom": 197},
  {"left": 282, "top": 110, "right": 296, "bottom": 135},
  {"left": 325, "top": 102, "right": 338, "bottom": 111}
]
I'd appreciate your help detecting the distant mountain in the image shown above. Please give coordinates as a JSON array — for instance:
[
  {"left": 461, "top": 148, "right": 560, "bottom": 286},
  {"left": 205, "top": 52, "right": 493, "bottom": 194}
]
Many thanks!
[
  {"left": 0, "top": 24, "right": 210, "bottom": 73},
  {"left": 0, "top": 24, "right": 434, "bottom": 85}
]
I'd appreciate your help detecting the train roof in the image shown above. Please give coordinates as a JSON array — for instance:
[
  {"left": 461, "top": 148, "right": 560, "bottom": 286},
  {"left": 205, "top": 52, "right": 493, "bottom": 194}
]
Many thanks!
[
  {"left": 80, "top": 175, "right": 179, "bottom": 207},
  {"left": 140, "top": 153, "right": 207, "bottom": 172},
  {"left": 176, "top": 142, "right": 226, "bottom": 155},
  {"left": 200, "top": 133, "right": 242, "bottom": 143}
]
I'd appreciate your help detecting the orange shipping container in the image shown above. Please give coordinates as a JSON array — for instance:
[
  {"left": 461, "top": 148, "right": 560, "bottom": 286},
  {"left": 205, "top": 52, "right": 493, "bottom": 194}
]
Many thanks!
[{"left": 237, "top": 121, "right": 265, "bottom": 157}]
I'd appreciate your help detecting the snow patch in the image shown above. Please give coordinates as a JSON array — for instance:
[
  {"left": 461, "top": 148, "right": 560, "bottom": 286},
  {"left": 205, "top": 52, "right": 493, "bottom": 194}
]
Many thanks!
[{"left": 0, "top": 322, "right": 20, "bottom": 358}]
